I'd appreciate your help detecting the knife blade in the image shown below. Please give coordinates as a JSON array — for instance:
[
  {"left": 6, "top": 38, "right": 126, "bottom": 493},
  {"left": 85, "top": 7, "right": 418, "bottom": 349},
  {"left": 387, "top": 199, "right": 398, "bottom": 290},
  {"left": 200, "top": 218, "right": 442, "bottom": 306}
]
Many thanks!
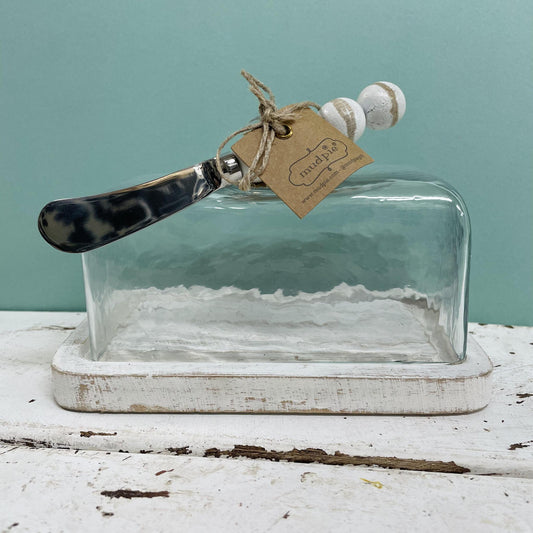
[{"left": 37, "top": 154, "right": 242, "bottom": 253}]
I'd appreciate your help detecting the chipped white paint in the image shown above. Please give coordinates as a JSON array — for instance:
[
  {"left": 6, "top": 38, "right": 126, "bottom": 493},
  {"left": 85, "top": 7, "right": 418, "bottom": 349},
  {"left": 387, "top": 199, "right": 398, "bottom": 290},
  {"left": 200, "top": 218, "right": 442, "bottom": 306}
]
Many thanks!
[
  {"left": 1, "top": 446, "right": 532, "bottom": 532},
  {"left": 357, "top": 81, "right": 406, "bottom": 130},
  {"left": 0, "top": 312, "right": 532, "bottom": 478},
  {"left": 51, "top": 319, "right": 492, "bottom": 414},
  {"left": 319, "top": 97, "right": 366, "bottom": 142}
]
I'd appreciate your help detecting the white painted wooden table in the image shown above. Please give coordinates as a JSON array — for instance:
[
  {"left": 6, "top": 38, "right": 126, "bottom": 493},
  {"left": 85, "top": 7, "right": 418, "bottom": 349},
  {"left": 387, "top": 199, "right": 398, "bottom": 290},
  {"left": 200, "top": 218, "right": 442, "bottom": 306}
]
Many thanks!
[{"left": 0, "top": 312, "right": 532, "bottom": 532}]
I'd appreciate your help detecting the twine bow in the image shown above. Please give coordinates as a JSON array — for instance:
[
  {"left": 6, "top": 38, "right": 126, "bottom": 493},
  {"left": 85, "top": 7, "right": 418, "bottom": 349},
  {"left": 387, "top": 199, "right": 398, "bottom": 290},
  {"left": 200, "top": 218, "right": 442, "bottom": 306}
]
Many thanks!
[{"left": 216, "top": 70, "right": 319, "bottom": 191}]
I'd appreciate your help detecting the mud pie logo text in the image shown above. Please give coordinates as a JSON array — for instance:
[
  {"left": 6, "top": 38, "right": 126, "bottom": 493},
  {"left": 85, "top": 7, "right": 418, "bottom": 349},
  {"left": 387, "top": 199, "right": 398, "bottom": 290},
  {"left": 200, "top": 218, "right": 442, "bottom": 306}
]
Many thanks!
[
  {"left": 289, "top": 138, "right": 348, "bottom": 187},
  {"left": 230, "top": 108, "right": 373, "bottom": 218}
]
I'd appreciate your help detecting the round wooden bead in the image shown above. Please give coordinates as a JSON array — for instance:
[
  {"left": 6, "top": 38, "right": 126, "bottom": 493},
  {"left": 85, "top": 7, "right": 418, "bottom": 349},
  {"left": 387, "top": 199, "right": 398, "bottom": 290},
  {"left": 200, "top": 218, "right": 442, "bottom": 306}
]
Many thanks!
[
  {"left": 319, "top": 97, "right": 366, "bottom": 142},
  {"left": 357, "top": 82, "right": 406, "bottom": 130}
]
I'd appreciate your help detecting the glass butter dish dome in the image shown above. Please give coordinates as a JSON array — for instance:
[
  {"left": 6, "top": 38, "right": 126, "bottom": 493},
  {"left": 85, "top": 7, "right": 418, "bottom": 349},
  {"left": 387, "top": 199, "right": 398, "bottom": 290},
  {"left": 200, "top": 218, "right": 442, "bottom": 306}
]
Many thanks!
[{"left": 82, "top": 165, "right": 470, "bottom": 366}]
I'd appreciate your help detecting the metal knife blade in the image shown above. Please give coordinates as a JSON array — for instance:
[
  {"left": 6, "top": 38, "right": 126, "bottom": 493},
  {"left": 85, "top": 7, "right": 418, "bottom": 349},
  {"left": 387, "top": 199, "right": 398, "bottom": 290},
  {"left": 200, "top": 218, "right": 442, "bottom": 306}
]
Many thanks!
[{"left": 37, "top": 154, "right": 242, "bottom": 253}]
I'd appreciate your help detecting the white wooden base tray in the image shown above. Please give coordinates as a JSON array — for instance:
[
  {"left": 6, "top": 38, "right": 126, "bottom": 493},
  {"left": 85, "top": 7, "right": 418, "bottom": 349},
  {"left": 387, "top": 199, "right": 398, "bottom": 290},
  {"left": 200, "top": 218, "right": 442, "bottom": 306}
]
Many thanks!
[{"left": 52, "top": 320, "right": 492, "bottom": 414}]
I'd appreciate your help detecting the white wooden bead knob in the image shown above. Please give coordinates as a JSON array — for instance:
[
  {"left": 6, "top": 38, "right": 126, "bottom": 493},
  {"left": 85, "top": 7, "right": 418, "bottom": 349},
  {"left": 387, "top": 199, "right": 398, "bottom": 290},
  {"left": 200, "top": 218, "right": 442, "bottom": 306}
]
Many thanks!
[
  {"left": 319, "top": 97, "right": 366, "bottom": 142},
  {"left": 357, "top": 82, "right": 406, "bottom": 130}
]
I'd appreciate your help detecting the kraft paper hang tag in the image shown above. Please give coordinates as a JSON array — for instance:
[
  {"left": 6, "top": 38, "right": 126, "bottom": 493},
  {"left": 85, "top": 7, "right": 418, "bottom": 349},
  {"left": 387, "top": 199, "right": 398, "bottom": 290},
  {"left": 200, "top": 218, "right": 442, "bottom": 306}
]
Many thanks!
[{"left": 231, "top": 109, "right": 373, "bottom": 218}]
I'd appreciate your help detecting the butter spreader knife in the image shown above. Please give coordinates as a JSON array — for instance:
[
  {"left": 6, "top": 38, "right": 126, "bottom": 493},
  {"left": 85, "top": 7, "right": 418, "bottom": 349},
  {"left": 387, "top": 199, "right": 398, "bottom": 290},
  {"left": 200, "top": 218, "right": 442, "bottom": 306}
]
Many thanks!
[{"left": 38, "top": 79, "right": 406, "bottom": 253}]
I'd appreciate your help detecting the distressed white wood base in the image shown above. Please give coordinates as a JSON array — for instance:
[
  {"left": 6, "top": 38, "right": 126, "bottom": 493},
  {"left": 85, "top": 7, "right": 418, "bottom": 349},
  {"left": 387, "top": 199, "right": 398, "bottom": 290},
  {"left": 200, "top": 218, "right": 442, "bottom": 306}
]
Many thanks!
[{"left": 52, "top": 320, "right": 492, "bottom": 414}]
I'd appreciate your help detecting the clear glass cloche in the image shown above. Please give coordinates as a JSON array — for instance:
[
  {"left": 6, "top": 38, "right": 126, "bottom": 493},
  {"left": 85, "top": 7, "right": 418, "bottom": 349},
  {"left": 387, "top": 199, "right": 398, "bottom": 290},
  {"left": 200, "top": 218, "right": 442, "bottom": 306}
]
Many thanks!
[{"left": 82, "top": 165, "right": 470, "bottom": 365}]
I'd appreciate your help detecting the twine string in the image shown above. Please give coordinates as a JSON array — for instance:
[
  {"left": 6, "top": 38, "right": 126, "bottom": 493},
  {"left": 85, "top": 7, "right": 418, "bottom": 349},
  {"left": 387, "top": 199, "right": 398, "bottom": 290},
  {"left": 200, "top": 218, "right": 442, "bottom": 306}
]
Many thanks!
[{"left": 216, "top": 70, "right": 319, "bottom": 191}]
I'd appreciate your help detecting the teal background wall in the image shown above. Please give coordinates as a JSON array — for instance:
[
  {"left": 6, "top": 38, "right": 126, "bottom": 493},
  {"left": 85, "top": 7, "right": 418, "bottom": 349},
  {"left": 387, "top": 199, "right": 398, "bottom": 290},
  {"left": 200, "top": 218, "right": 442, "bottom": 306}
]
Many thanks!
[{"left": 1, "top": 0, "right": 532, "bottom": 325}]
